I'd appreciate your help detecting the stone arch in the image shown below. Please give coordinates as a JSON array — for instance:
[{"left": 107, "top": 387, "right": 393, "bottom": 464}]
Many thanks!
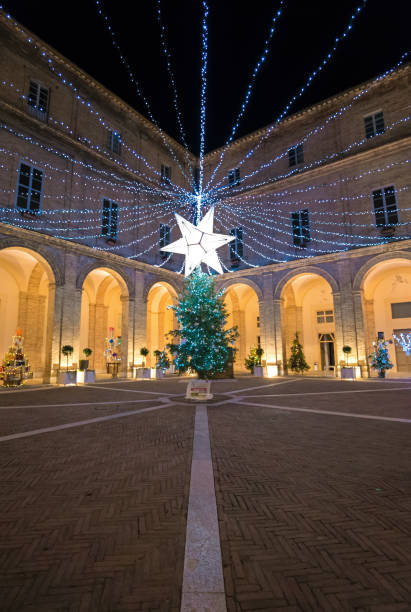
[
  {"left": 76, "top": 261, "right": 132, "bottom": 297},
  {"left": 274, "top": 266, "right": 339, "bottom": 300},
  {"left": 79, "top": 267, "right": 130, "bottom": 376},
  {"left": 353, "top": 250, "right": 411, "bottom": 291},
  {"left": 354, "top": 253, "right": 411, "bottom": 376},
  {"left": 146, "top": 282, "right": 178, "bottom": 367},
  {"left": 219, "top": 276, "right": 263, "bottom": 301},
  {"left": 143, "top": 278, "right": 180, "bottom": 304},
  {"left": 0, "top": 239, "right": 63, "bottom": 286},
  {"left": 0, "top": 246, "right": 57, "bottom": 381},
  {"left": 224, "top": 282, "right": 261, "bottom": 372},
  {"left": 278, "top": 270, "right": 337, "bottom": 374}
]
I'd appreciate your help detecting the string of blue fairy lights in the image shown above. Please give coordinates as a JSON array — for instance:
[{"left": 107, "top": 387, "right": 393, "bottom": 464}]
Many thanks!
[
  {"left": 205, "top": 0, "right": 369, "bottom": 191},
  {"left": 0, "top": 4, "right": 409, "bottom": 273}
]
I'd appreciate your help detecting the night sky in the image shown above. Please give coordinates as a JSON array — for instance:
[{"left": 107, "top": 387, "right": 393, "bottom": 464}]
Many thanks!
[{"left": 3, "top": 0, "right": 410, "bottom": 154}]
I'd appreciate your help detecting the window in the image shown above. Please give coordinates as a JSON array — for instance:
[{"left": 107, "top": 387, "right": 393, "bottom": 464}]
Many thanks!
[
  {"left": 159, "top": 223, "right": 171, "bottom": 259},
  {"left": 372, "top": 186, "right": 399, "bottom": 227},
  {"left": 391, "top": 302, "right": 411, "bottom": 319},
  {"left": 364, "top": 111, "right": 385, "bottom": 139},
  {"left": 317, "top": 310, "right": 334, "bottom": 323},
  {"left": 228, "top": 168, "right": 240, "bottom": 187},
  {"left": 291, "top": 209, "right": 310, "bottom": 247},
  {"left": 161, "top": 164, "right": 171, "bottom": 184},
  {"left": 15, "top": 162, "right": 43, "bottom": 213},
  {"left": 108, "top": 131, "right": 121, "bottom": 155},
  {"left": 257, "top": 316, "right": 260, "bottom": 329},
  {"left": 229, "top": 227, "right": 243, "bottom": 263},
  {"left": 101, "top": 199, "right": 119, "bottom": 240},
  {"left": 288, "top": 144, "right": 304, "bottom": 167},
  {"left": 27, "top": 81, "right": 49, "bottom": 121}
]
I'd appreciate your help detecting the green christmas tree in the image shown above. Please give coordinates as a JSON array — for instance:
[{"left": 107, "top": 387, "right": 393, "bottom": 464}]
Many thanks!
[
  {"left": 369, "top": 338, "right": 393, "bottom": 376},
  {"left": 288, "top": 332, "right": 310, "bottom": 374},
  {"left": 167, "top": 270, "right": 238, "bottom": 379}
]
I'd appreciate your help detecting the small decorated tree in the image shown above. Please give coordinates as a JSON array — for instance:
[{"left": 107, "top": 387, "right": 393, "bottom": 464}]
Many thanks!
[
  {"left": 155, "top": 349, "right": 170, "bottom": 370},
  {"left": 369, "top": 338, "right": 393, "bottom": 378},
  {"left": 244, "top": 346, "right": 264, "bottom": 372},
  {"left": 288, "top": 332, "right": 310, "bottom": 375},
  {"left": 167, "top": 269, "right": 238, "bottom": 379},
  {"left": 61, "top": 345, "right": 74, "bottom": 371}
]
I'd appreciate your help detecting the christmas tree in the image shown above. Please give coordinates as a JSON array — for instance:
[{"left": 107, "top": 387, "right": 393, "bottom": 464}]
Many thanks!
[
  {"left": 167, "top": 269, "right": 238, "bottom": 379},
  {"left": 288, "top": 332, "right": 310, "bottom": 374},
  {"left": 369, "top": 337, "right": 393, "bottom": 377}
]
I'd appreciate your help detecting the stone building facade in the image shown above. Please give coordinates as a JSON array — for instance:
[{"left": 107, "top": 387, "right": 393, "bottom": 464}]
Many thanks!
[{"left": 1, "top": 10, "right": 410, "bottom": 381}]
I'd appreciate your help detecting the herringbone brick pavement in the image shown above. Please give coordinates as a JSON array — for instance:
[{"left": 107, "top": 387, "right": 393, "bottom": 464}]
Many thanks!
[
  {"left": 209, "top": 402, "right": 411, "bottom": 611},
  {"left": 0, "top": 405, "right": 194, "bottom": 611}
]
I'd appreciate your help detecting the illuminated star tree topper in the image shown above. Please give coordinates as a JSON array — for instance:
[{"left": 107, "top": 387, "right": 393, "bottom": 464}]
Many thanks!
[{"left": 160, "top": 206, "right": 235, "bottom": 276}]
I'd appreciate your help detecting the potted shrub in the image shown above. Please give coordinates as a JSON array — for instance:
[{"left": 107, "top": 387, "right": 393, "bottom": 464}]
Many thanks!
[
  {"left": 58, "top": 345, "right": 76, "bottom": 385},
  {"left": 341, "top": 345, "right": 357, "bottom": 379},
  {"left": 79, "top": 347, "right": 92, "bottom": 371},
  {"left": 77, "top": 348, "right": 95, "bottom": 383},
  {"left": 135, "top": 346, "right": 151, "bottom": 379}
]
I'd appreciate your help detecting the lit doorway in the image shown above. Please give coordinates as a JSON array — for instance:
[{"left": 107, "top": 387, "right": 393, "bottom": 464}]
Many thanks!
[
  {"left": 393, "top": 329, "right": 411, "bottom": 373},
  {"left": 319, "top": 333, "right": 335, "bottom": 373}
]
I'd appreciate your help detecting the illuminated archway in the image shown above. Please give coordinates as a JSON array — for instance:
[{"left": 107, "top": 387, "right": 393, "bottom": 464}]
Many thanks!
[
  {"left": 0, "top": 246, "right": 56, "bottom": 381},
  {"left": 361, "top": 258, "right": 411, "bottom": 375},
  {"left": 224, "top": 283, "right": 260, "bottom": 372},
  {"left": 80, "top": 267, "right": 129, "bottom": 375},
  {"left": 146, "top": 282, "right": 177, "bottom": 368},
  {"left": 280, "top": 273, "right": 336, "bottom": 373}
]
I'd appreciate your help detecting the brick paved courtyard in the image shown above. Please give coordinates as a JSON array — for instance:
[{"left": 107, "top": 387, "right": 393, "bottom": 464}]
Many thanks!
[{"left": 0, "top": 377, "right": 411, "bottom": 611}]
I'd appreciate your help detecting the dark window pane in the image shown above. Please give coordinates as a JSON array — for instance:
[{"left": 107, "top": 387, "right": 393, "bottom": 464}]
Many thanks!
[{"left": 391, "top": 302, "right": 411, "bottom": 318}]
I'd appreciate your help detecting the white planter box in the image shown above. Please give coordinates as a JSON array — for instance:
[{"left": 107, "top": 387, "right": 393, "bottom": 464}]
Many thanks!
[
  {"left": 58, "top": 371, "right": 77, "bottom": 385},
  {"left": 265, "top": 364, "right": 279, "bottom": 378},
  {"left": 341, "top": 366, "right": 360, "bottom": 380},
  {"left": 186, "top": 379, "right": 213, "bottom": 401},
  {"left": 253, "top": 366, "right": 264, "bottom": 377},
  {"left": 77, "top": 370, "right": 96, "bottom": 384},
  {"left": 135, "top": 367, "right": 151, "bottom": 379},
  {"left": 151, "top": 368, "right": 164, "bottom": 379}
]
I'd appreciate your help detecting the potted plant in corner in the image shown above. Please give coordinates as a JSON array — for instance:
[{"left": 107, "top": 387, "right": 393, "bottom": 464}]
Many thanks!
[
  {"left": 340, "top": 345, "right": 356, "bottom": 379},
  {"left": 58, "top": 344, "right": 76, "bottom": 385},
  {"left": 369, "top": 337, "right": 393, "bottom": 378},
  {"left": 245, "top": 346, "right": 264, "bottom": 376},
  {"left": 135, "top": 346, "right": 151, "bottom": 379},
  {"left": 77, "top": 348, "right": 95, "bottom": 383}
]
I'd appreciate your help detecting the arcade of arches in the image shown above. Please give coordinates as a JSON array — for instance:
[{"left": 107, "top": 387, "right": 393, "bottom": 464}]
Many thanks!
[{"left": 0, "top": 244, "right": 410, "bottom": 382}]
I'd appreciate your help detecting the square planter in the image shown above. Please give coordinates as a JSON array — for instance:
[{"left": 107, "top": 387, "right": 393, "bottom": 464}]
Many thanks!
[
  {"left": 58, "top": 370, "right": 77, "bottom": 385},
  {"left": 135, "top": 367, "right": 151, "bottom": 379},
  {"left": 253, "top": 366, "right": 264, "bottom": 377},
  {"left": 341, "top": 366, "right": 359, "bottom": 380},
  {"left": 151, "top": 368, "right": 164, "bottom": 379},
  {"left": 77, "top": 369, "right": 96, "bottom": 384}
]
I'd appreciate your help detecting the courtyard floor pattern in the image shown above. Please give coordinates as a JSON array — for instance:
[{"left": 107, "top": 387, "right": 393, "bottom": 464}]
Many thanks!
[{"left": 0, "top": 377, "right": 410, "bottom": 610}]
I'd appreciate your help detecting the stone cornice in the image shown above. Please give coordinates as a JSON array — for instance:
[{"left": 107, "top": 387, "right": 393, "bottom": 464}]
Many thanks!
[
  {"left": 221, "top": 134, "right": 411, "bottom": 199},
  {"left": 205, "top": 63, "right": 411, "bottom": 161},
  {"left": 0, "top": 11, "right": 195, "bottom": 164}
]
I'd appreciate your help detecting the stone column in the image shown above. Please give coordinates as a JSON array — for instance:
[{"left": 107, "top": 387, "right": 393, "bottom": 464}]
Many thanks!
[
  {"left": 133, "top": 271, "right": 147, "bottom": 366},
  {"left": 120, "top": 294, "right": 133, "bottom": 377},
  {"left": 273, "top": 298, "right": 283, "bottom": 366}
]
